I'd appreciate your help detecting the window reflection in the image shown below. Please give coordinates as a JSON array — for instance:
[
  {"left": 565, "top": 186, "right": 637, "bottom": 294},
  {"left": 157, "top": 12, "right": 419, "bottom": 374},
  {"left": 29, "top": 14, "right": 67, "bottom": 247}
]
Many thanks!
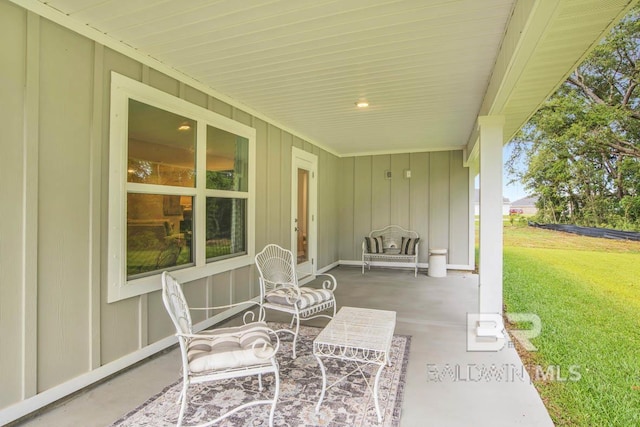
[
  {"left": 206, "top": 125, "right": 248, "bottom": 192},
  {"left": 127, "top": 99, "right": 196, "bottom": 187},
  {"left": 127, "top": 193, "right": 193, "bottom": 278},
  {"left": 205, "top": 197, "right": 246, "bottom": 261}
]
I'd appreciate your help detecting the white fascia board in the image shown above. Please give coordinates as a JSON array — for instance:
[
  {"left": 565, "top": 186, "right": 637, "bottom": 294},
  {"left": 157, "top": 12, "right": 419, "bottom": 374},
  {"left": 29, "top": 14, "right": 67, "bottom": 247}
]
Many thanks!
[
  {"left": 467, "top": 0, "right": 560, "bottom": 152},
  {"left": 480, "top": 1, "right": 560, "bottom": 118}
]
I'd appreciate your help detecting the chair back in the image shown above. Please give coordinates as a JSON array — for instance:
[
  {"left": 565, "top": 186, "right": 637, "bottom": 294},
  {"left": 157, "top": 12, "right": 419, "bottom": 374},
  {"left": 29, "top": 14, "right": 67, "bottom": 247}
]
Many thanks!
[
  {"left": 255, "top": 244, "right": 298, "bottom": 292},
  {"left": 161, "top": 271, "right": 193, "bottom": 336}
]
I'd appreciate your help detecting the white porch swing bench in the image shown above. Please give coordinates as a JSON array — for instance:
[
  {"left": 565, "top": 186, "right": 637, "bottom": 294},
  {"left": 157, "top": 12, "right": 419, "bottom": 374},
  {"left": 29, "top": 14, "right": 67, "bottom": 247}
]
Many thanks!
[{"left": 362, "top": 225, "right": 420, "bottom": 277}]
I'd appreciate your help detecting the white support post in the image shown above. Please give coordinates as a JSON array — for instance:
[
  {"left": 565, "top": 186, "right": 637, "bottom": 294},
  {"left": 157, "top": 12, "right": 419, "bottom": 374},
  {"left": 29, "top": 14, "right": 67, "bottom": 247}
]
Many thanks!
[
  {"left": 477, "top": 116, "right": 505, "bottom": 320},
  {"left": 468, "top": 161, "right": 478, "bottom": 272}
]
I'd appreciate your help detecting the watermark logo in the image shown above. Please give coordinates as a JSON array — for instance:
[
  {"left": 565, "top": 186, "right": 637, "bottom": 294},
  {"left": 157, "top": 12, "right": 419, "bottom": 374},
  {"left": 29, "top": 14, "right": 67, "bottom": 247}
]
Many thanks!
[
  {"left": 427, "top": 363, "right": 582, "bottom": 383},
  {"left": 452, "top": 312, "right": 581, "bottom": 383},
  {"left": 467, "top": 312, "right": 541, "bottom": 352},
  {"left": 534, "top": 364, "right": 582, "bottom": 382},
  {"left": 506, "top": 312, "right": 541, "bottom": 351},
  {"left": 467, "top": 313, "right": 505, "bottom": 352}
]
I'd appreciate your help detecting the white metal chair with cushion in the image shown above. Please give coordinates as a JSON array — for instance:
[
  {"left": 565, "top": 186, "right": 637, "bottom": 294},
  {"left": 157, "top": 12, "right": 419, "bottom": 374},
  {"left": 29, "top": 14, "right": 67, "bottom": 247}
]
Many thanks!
[
  {"left": 161, "top": 272, "right": 280, "bottom": 427},
  {"left": 255, "top": 244, "right": 337, "bottom": 359}
]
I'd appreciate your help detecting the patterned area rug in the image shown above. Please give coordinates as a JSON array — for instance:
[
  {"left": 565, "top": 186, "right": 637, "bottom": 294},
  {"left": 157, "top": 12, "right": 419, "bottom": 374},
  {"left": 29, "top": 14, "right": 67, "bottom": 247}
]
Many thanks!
[{"left": 111, "top": 324, "right": 411, "bottom": 427}]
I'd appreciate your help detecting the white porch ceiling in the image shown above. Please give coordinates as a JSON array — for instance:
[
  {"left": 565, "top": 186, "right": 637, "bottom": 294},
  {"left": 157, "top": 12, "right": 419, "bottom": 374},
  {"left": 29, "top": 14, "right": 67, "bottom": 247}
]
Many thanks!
[{"left": 34, "top": 0, "right": 636, "bottom": 157}]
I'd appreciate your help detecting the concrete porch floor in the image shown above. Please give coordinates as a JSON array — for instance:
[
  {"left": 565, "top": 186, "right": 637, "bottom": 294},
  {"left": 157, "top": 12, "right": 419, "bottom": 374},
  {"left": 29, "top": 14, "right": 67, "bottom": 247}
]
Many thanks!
[{"left": 17, "top": 266, "right": 553, "bottom": 427}]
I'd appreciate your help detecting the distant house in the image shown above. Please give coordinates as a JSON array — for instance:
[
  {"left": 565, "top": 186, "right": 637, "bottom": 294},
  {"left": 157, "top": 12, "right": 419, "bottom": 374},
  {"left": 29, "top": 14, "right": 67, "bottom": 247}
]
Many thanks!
[
  {"left": 474, "top": 189, "right": 511, "bottom": 216},
  {"left": 510, "top": 196, "right": 539, "bottom": 216}
]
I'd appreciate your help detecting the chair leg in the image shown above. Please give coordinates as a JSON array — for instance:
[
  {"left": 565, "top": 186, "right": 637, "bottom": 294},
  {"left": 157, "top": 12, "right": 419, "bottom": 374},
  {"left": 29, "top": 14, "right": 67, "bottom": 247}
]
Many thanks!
[
  {"left": 291, "top": 314, "right": 300, "bottom": 359},
  {"left": 177, "top": 381, "right": 189, "bottom": 427},
  {"left": 269, "top": 367, "right": 280, "bottom": 427},
  {"left": 258, "top": 373, "right": 263, "bottom": 392}
]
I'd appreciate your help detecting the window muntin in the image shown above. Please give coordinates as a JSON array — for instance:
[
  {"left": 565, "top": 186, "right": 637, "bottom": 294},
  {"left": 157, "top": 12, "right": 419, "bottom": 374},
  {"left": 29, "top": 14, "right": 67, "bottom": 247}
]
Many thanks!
[{"left": 108, "top": 73, "right": 255, "bottom": 303}]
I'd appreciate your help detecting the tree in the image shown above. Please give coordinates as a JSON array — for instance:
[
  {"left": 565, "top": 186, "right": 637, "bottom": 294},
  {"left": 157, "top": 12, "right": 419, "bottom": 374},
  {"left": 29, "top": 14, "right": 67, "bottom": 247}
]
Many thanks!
[{"left": 507, "top": 6, "right": 640, "bottom": 229}]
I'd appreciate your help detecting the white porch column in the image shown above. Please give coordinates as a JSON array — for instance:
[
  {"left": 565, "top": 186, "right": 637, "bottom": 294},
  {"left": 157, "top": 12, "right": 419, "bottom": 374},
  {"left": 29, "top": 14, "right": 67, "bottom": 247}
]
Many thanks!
[{"left": 477, "top": 116, "right": 505, "bottom": 316}]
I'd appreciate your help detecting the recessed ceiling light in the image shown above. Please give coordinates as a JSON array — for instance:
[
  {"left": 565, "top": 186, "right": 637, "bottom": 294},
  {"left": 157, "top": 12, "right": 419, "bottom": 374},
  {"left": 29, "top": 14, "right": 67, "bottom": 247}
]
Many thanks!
[
  {"left": 178, "top": 122, "right": 191, "bottom": 131},
  {"left": 355, "top": 101, "right": 369, "bottom": 108}
]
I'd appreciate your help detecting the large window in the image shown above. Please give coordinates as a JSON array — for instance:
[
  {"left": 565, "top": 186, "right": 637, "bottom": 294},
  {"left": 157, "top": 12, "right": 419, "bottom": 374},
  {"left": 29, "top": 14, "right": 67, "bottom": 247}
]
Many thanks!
[{"left": 108, "top": 73, "right": 255, "bottom": 302}]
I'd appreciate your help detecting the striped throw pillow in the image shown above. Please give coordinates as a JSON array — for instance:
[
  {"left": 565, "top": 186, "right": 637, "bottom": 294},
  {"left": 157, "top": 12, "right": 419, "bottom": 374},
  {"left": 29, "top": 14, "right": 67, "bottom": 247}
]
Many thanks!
[
  {"left": 401, "top": 237, "right": 419, "bottom": 255},
  {"left": 365, "top": 236, "right": 384, "bottom": 253}
]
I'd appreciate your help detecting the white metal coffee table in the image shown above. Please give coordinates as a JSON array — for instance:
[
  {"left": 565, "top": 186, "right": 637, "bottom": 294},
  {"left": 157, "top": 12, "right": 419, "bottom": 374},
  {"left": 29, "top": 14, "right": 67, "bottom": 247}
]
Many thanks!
[{"left": 313, "top": 306, "right": 396, "bottom": 422}]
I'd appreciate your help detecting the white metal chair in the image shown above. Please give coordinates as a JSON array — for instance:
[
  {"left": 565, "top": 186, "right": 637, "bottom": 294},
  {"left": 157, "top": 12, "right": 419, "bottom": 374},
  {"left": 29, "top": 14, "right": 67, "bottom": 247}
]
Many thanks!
[
  {"left": 161, "top": 272, "right": 280, "bottom": 427},
  {"left": 255, "top": 244, "right": 337, "bottom": 359}
]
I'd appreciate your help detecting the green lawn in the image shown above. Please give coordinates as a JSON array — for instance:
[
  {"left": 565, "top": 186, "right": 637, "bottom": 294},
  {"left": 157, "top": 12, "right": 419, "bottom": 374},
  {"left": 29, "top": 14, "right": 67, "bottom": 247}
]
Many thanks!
[{"left": 503, "top": 225, "right": 640, "bottom": 426}]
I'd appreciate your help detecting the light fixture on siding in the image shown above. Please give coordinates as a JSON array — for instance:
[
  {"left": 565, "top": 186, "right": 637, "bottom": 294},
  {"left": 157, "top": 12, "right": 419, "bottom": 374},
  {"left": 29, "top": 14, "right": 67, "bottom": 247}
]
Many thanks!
[{"left": 355, "top": 100, "right": 369, "bottom": 108}]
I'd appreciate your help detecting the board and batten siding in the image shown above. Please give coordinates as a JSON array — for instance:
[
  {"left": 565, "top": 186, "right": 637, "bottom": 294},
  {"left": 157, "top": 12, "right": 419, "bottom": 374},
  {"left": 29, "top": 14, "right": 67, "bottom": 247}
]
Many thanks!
[
  {"left": 0, "top": 3, "right": 340, "bottom": 414},
  {"left": 338, "top": 151, "right": 471, "bottom": 266}
]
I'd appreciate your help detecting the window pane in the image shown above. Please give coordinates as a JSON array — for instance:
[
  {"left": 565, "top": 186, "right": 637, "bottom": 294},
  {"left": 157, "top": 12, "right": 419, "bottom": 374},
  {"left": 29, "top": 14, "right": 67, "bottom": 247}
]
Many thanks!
[
  {"left": 205, "top": 197, "right": 246, "bottom": 260},
  {"left": 206, "top": 125, "right": 248, "bottom": 191},
  {"left": 128, "top": 99, "right": 196, "bottom": 187},
  {"left": 127, "top": 193, "right": 193, "bottom": 278}
]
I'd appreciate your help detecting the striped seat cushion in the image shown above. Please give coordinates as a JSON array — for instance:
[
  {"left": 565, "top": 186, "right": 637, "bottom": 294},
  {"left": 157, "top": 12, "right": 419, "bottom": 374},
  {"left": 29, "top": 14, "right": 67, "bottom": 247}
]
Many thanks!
[
  {"left": 186, "top": 322, "right": 274, "bottom": 373},
  {"left": 265, "top": 287, "right": 333, "bottom": 309}
]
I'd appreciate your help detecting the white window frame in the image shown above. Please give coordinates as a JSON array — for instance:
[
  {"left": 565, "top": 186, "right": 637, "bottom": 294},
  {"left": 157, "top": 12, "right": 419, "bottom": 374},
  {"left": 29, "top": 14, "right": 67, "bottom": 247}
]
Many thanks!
[{"left": 107, "top": 72, "right": 256, "bottom": 303}]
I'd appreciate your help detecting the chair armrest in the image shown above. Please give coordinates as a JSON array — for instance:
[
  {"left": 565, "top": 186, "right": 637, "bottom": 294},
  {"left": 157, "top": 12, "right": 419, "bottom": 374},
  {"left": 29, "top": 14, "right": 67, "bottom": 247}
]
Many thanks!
[
  {"left": 190, "top": 300, "right": 266, "bottom": 323},
  {"left": 262, "top": 328, "right": 281, "bottom": 357},
  {"left": 317, "top": 273, "right": 337, "bottom": 291},
  {"left": 189, "top": 299, "right": 260, "bottom": 312}
]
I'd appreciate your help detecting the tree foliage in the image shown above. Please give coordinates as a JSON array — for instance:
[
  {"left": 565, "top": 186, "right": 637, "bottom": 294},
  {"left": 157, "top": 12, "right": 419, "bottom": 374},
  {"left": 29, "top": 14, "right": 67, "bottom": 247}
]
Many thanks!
[{"left": 507, "top": 6, "right": 640, "bottom": 229}]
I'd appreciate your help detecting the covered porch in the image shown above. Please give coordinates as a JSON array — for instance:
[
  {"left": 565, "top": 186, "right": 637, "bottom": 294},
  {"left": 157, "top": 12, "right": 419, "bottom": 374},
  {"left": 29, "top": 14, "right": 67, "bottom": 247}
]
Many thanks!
[
  {"left": 20, "top": 267, "right": 552, "bottom": 426},
  {"left": 1, "top": 0, "right": 637, "bottom": 425}
]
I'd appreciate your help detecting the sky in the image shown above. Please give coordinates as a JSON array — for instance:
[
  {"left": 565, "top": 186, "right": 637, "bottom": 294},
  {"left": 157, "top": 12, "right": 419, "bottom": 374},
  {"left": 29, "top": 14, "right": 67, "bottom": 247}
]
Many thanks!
[
  {"left": 474, "top": 143, "right": 529, "bottom": 203},
  {"left": 503, "top": 143, "right": 528, "bottom": 202},
  {"left": 503, "top": 176, "right": 527, "bottom": 202}
]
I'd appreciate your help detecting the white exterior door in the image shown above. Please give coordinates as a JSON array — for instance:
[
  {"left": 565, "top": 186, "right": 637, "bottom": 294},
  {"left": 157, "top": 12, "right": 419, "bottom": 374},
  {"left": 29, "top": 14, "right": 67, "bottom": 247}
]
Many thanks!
[{"left": 291, "top": 147, "right": 317, "bottom": 278}]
